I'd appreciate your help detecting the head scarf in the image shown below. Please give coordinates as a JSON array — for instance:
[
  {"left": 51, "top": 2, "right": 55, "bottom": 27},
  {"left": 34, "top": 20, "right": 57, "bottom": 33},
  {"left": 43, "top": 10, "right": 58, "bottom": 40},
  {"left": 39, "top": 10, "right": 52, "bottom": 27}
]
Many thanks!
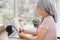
[{"left": 37, "top": 0, "right": 57, "bottom": 23}]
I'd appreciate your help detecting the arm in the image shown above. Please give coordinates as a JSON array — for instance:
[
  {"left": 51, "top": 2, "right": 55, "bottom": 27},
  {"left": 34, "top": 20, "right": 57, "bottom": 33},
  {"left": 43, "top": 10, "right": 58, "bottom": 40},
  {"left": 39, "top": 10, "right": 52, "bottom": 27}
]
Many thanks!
[
  {"left": 19, "top": 27, "right": 47, "bottom": 40},
  {"left": 20, "top": 27, "right": 37, "bottom": 35},
  {"left": 18, "top": 32, "right": 36, "bottom": 40},
  {"left": 22, "top": 29, "right": 37, "bottom": 35},
  {"left": 35, "top": 27, "right": 47, "bottom": 40}
]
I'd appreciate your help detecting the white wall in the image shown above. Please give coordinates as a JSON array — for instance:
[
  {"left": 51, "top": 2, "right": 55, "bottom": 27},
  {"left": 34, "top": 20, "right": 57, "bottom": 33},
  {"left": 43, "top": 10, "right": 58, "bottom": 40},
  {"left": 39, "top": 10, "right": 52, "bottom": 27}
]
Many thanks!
[{"left": 56, "top": 0, "right": 60, "bottom": 37}]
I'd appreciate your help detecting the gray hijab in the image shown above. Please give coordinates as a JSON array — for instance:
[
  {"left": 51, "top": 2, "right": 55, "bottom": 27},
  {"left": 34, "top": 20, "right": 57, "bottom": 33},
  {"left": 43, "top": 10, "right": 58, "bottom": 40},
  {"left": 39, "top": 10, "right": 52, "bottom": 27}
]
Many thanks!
[{"left": 37, "top": 0, "right": 57, "bottom": 23}]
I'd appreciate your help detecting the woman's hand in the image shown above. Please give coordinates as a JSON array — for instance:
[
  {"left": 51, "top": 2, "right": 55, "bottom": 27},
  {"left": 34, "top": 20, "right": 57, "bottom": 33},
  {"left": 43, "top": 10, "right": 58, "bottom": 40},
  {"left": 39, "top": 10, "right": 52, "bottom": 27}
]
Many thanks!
[
  {"left": 19, "top": 27, "right": 37, "bottom": 36},
  {"left": 22, "top": 29, "right": 28, "bottom": 33},
  {"left": 18, "top": 32, "right": 36, "bottom": 40},
  {"left": 18, "top": 32, "right": 25, "bottom": 37},
  {"left": 20, "top": 27, "right": 28, "bottom": 34},
  {"left": 19, "top": 27, "right": 24, "bottom": 32}
]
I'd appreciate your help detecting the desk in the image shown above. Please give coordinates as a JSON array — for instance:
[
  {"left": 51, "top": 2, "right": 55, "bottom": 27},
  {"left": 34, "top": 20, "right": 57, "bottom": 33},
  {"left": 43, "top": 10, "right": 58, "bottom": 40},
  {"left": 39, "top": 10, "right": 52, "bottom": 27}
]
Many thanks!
[
  {"left": 0, "top": 31, "right": 24, "bottom": 40},
  {"left": 0, "top": 31, "right": 8, "bottom": 40}
]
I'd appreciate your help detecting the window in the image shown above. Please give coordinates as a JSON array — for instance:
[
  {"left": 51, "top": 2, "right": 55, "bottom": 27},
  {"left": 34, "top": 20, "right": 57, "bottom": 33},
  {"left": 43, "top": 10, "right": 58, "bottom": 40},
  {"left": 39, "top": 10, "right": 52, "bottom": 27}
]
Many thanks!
[{"left": 0, "top": 0, "right": 14, "bottom": 24}]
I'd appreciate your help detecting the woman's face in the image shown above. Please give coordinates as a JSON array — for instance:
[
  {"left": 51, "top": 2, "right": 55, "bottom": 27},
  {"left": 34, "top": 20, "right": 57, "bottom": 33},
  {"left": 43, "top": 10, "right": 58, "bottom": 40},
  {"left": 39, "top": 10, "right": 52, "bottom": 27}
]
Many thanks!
[
  {"left": 36, "top": 7, "right": 49, "bottom": 18},
  {"left": 36, "top": 7, "right": 43, "bottom": 16}
]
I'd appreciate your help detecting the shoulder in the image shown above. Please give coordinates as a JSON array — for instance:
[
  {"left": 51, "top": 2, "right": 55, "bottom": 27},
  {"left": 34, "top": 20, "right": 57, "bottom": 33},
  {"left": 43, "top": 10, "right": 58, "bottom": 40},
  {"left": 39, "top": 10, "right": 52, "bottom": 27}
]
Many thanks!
[
  {"left": 44, "top": 16, "right": 54, "bottom": 21},
  {"left": 43, "top": 16, "right": 55, "bottom": 25},
  {"left": 41, "top": 16, "right": 55, "bottom": 26}
]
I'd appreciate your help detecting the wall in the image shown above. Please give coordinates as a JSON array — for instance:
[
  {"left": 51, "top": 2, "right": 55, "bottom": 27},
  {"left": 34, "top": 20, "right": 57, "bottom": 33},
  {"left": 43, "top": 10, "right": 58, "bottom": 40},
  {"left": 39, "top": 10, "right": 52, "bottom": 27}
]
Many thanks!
[{"left": 56, "top": 0, "right": 60, "bottom": 37}]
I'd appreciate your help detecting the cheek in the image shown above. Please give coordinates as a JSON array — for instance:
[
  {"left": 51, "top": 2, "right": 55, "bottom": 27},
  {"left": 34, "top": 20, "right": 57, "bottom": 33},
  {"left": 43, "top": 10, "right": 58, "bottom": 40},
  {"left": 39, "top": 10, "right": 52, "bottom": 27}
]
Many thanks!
[{"left": 37, "top": 10, "right": 42, "bottom": 15}]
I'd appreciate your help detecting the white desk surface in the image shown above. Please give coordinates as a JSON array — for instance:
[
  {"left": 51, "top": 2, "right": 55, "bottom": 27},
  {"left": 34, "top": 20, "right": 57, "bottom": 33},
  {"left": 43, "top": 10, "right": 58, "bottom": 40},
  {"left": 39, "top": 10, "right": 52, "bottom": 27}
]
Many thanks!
[{"left": 0, "top": 31, "right": 23, "bottom": 40}]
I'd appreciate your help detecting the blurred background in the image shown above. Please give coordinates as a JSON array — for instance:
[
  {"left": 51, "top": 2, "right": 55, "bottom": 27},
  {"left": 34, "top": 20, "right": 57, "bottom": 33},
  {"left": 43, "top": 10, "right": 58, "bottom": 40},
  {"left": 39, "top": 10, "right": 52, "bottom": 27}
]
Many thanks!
[{"left": 0, "top": 0, "right": 60, "bottom": 38}]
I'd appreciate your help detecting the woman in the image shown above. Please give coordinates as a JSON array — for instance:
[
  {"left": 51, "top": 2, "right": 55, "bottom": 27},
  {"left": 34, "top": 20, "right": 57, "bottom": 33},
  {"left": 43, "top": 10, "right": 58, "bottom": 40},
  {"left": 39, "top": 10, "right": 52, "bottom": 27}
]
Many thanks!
[{"left": 18, "top": 0, "right": 57, "bottom": 40}]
